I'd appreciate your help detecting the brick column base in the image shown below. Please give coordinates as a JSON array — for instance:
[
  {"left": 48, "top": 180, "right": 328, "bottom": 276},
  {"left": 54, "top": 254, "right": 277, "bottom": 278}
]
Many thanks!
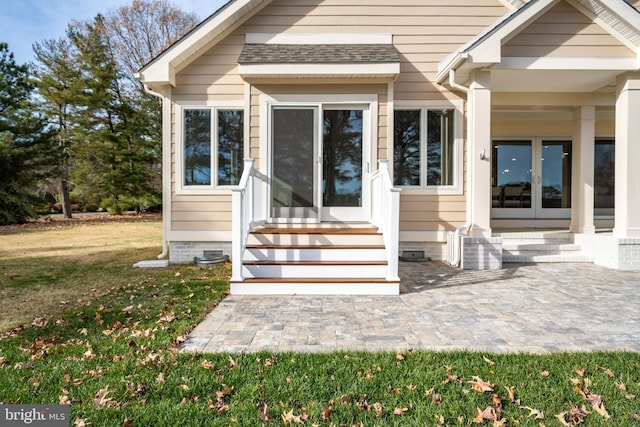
[{"left": 461, "top": 237, "right": 503, "bottom": 270}]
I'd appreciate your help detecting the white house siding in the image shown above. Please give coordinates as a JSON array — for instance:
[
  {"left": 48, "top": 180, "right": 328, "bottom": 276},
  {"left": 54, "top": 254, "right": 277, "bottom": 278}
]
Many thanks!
[{"left": 503, "top": 2, "right": 636, "bottom": 58}]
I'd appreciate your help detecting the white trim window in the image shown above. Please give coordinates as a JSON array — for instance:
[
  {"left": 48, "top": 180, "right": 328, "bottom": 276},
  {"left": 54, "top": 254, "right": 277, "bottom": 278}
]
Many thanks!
[
  {"left": 393, "top": 104, "right": 462, "bottom": 192},
  {"left": 178, "top": 104, "right": 244, "bottom": 192}
]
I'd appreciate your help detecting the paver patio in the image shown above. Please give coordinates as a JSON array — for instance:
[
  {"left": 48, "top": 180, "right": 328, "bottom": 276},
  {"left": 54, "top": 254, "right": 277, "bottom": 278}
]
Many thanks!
[{"left": 181, "top": 262, "right": 640, "bottom": 354}]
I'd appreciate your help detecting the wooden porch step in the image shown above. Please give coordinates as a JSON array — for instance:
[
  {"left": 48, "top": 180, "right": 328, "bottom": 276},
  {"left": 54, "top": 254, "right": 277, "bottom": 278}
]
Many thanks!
[
  {"left": 252, "top": 226, "right": 380, "bottom": 235},
  {"left": 243, "top": 260, "right": 387, "bottom": 266},
  {"left": 230, "top": 278, "right": 400, "bottom": 295}
]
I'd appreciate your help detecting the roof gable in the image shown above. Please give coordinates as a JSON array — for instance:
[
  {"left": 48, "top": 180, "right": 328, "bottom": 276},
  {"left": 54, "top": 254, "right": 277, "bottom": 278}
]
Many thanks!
[
  {"left": 137, "top": 0, "right": 272, "bottom": 90},
  {"left": 437, "top": 0, "right": 640, "bottom": 84}
]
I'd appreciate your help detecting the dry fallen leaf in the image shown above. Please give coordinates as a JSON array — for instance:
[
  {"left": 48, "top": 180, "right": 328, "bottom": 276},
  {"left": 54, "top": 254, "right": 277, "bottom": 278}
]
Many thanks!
[
  {"left": 474, "top": 406, "right": 497, "bottom": 423},
  {"left": 393, "top": 407, "right": 408, "bottom": 415},
  {"left": 93, "top": 386, "right": 112, "bottom": 409},
  {"left": 521, "top": 406, "right": 545, "bottom": 420},
  {"left": 469, "top": 376, "right": 495, "bottom": 393},
  {"left": 483, "top": 356, "right": 496, "bottom": 366},
  {"left": 200, "top": 360, "right": 214, "bottom": 370},
  {"left": 504, "top": 385, "right": 516, "bottom": 402},
  {"left": 575, "top": 368, "right": 586, "bottom": 377}
]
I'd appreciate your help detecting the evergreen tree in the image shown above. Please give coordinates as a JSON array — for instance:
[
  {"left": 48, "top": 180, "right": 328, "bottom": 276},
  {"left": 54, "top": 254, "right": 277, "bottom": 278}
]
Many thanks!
[
  {"left": 0, "top": 43, "right": 54, "bottom": 224},
  {"left": 33, "top": 37, "right": 83, "bottom": 218}
]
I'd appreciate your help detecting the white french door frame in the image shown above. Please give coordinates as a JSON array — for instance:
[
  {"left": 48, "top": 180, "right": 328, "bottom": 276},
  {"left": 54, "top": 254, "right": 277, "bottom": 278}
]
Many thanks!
[
  {"left": 491, "top": 136, "right": 572, "bottom": 220},
  {"left": 262, "top": 94, "right": 376, "bottom": 223}
]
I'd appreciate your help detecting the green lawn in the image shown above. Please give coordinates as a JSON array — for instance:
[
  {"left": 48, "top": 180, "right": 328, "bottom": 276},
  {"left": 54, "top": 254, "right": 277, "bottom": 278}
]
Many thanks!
[{"left": 0, "top": 220, "right": 638, "bottom": 426}]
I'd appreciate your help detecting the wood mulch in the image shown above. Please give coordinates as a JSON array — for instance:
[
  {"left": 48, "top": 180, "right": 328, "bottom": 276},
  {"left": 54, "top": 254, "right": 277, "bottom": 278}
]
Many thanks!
[{"left": 0, "top": 213, "right": 162, "bottom": 235}]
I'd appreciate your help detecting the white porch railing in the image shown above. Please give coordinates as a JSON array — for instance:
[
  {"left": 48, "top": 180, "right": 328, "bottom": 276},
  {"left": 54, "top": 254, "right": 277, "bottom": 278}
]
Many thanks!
[
  {"left": 230, "top": 159, "right": 266, "bottom": 282},
  {"left": 371, "top": 159, "right": 402, "bottom": 281}
]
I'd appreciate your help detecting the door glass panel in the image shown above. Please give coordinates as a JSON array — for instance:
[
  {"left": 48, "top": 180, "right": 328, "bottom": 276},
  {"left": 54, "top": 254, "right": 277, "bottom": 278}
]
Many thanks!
[
  {"left": 594, "top": 139, "right": 614, "bottom": 214},
  {"left": 492, "top": 141, "right": 532, "bottom": 209},
  {"left": 271, "top": 108, "right": 316, "bottom": 218},
  {"left": 322, "top": 109, "right": 363, "bottom": 207},
  {"left": 541, "top": 141, "right": 571, "bottom": 209}
]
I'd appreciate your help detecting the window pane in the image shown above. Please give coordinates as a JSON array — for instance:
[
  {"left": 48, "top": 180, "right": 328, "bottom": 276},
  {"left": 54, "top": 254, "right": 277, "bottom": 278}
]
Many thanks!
[
  {"left": 393, "top": 110, "right": 421, "bottom": 186},
  {"left": 427, "top": 109, "right": 455, "bottom": 186},
  {"left": 184, "top": 109, "right": 211, "bottom": 186},
  {"left": 217, "top": 110, "right": 244, "bottom": 186},
  {"left": 594, "top": 139, "right": 615, "bottom": 210}
]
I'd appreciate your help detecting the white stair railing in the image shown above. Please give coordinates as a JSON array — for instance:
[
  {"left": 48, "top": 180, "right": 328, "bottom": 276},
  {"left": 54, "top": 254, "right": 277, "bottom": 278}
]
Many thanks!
[
  {"left": 371, "top": 159, "right": 402, "bottom": 281},
  {"left": 231, "top": 159, "right": 266, "bottom": 282}
]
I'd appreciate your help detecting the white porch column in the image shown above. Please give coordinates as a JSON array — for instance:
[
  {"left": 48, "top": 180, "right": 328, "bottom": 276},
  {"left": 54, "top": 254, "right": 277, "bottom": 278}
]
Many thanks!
[
  {"left": 570, "top": 106, "right": 596, "bottom": 234},
  {"left": 468, "top": 70, "right": 492, "bottom": 237},
  {"left": 614, "top": 72, "right": 640, "bottom": 238}
]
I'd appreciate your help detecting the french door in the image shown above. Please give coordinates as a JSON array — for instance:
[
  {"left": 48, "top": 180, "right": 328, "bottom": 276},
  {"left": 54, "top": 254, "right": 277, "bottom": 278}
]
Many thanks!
[
  {"left": 491, "top": 138, "right": 572, "bottom": 219},
  {"left": 270, "top": 105, "right": 370, "bottom": 222}
]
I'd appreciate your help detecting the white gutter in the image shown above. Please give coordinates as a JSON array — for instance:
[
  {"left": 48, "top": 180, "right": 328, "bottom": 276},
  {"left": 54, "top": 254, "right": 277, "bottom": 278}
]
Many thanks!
[
  {"left": 442, "top": 68, "right": 472, "bottom": 267},
  {"left": 141, "top": 82, "right": 170, "bottom": 260}
]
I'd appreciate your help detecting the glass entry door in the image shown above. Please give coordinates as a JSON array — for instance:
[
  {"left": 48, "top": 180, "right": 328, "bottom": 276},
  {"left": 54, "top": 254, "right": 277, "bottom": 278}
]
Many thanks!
[
  {"left": 271, "top": 105, "right": 369, "bottom": 222},
  {"left": 492, "top": 139, "right": 571, "bottom": 219}
]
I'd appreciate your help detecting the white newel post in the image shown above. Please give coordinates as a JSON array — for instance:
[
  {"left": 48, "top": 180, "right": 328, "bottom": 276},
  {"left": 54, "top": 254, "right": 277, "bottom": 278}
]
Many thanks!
[
  {"left": 230, "top": 158, "right": 256, "bottom": 282},
  {"left": 570, "top": 106, "right": 596, "bottom": 234},
  {"left": 614, "top": 73, "right": 640, "bottom": 238}
]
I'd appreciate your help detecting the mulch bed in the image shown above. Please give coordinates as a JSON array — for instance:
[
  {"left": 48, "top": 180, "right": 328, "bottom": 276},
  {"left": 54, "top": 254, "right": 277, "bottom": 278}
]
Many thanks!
[{"left": 0, "top": 213, "right": 162, "bottom": 235}]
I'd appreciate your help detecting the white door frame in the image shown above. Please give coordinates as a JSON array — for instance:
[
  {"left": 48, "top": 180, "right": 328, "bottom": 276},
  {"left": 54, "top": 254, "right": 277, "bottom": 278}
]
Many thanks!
[{"left": 262, "top": 94, "right": 376, "bottom": 223}]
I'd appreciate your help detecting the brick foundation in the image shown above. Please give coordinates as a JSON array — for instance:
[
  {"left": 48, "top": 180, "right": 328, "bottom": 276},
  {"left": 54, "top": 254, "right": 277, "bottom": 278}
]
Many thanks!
[
  {"left": 460, "top": 237, "right": 503, "bottom": 270},
  {"left": 169, "top": 241, "right": 232, "bottom": 264}
]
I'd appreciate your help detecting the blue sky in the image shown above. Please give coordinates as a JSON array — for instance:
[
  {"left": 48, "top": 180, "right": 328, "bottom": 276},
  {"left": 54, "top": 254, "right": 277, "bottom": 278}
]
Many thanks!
[{"left": 0, "top": 0, "right": 228, "bottom": 65}]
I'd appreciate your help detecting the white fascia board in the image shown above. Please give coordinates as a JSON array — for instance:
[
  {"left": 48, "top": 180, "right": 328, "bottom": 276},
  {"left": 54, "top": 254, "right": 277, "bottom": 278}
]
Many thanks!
[
  {"left": 246, "top": 33, "right": 393, "bottom": 45},
  {"left": 495, "top": 56, "right": 639, "bottom": 71},
  {"left": 238, "top": 62, "right": 400, "bottom": 79},
  {"left": 138, "top": 0, "right": 270, "bottom": 86}
]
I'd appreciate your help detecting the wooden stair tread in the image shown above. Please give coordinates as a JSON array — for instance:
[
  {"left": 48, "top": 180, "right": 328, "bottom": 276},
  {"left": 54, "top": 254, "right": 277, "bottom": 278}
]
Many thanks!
[
  {"left": 232, "top": 278, "right": 399, "bottom": 284},
  {"left": 246, "top": 244, "right": 385, "bottom": 250},
  {"left": 243, "top": 260, "right": 388, "bottom": 266},
  {"left": 252, "top": 227, "right": 380, "bottom": 235}
]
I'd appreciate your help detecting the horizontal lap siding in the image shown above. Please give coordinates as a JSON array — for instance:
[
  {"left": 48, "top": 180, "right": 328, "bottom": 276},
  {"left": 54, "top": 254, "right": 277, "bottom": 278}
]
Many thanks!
[
  {"left": 241, "top": 0, "right": 504, "bottom": 230},
  {"left": 503, "top": 2, "right": 635, "bottom": 58},
  {"left": 171, "top": 0, "right": 509, "bottom": 233}
]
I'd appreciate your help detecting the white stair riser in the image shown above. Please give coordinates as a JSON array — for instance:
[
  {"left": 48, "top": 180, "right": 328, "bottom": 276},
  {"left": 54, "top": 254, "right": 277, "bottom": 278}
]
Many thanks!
[
  {"left": 503, "top": 255, "right": 593, "bottom": 263},
  {"left": 502, "top": 244, "right": 582, "bottom": 252},
  {"left": 247, "top": 234, "right": 383, "bottom": 246},
  {"left": 231, "top": 282, "right": 399, "bottom": 295},
  {"left": 245, "top": 248, "right": 387, "bottom": 262},
  {"left": 243, "top": 264, "right": 388, "bottom": 279}
]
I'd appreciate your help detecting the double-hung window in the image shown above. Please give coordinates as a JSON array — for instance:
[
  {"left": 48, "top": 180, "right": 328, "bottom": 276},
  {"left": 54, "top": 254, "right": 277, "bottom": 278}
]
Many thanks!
[
  {"left": 393, "top": 105, "right": 460, "bottom": 191},
  {"left": 180, "top": 105, "right": 244, "bottom": 191}
]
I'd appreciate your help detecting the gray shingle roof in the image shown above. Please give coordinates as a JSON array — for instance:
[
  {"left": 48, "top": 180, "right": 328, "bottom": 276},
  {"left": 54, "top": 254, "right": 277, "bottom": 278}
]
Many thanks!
[{"left": 238, "top": 44, "right": 400, "bottom": 64}]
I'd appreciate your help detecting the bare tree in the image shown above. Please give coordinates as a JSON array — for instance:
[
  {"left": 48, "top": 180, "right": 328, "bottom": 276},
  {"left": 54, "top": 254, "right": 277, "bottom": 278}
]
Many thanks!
[{"left": 104, "top": 0, "right": 199, "bottom": 86}]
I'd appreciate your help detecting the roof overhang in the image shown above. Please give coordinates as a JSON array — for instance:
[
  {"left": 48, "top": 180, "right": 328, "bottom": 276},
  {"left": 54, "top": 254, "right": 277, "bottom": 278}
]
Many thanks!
[
  {"left": 237, "top": 33, "right": 400, "bottom": 82},
  {"left": 436, "top": 0, "right": 640, "bottom": 91},
  {"left": 136, "top": 0, "right": 272, "bottom": 92}
]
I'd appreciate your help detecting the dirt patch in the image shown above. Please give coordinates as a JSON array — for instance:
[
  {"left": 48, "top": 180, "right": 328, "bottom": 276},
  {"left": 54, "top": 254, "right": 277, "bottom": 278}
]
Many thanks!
[{"left": 0, "top": 213, "right": 162, "bottom": 235}]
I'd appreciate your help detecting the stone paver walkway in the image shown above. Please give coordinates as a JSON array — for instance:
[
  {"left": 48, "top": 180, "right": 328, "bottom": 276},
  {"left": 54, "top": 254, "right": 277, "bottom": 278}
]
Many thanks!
[{"left": 181, "top": 262, "right": 640, "bottom": 354}]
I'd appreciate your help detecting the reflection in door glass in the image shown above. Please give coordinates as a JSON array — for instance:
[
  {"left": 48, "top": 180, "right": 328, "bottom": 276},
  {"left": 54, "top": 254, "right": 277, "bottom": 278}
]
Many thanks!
[
  {"left": 594, "top": 139, "right": 614, "bottom": 213},
  {"left": 492, "top": 142, "right": 532, "bottom": 208},
  {"left": 323, "top": 110, "right": 363, "bottom": 207},
  {"left": 272, "top": 109, "right": 315, "bottom": 213},
  {"left": 541, "top": 141, "right": 571, "bottom": 209}
]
